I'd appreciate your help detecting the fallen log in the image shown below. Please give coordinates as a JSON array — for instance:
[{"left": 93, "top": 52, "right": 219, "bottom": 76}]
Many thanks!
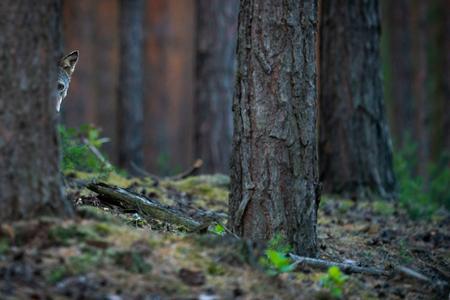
[{"left": 87, "top": 182, "right": 201, "bottom": 231}]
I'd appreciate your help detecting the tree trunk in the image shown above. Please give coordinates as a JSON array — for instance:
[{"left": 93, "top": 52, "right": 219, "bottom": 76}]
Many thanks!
[
  {"left": 194, "top": 0, "right": 239, "bottom": 174},
  {"left": 118, "top": 0, "right": 145, "bottom": 173},
  {"left": 380, "top": 0, "right": 415, "bottom": 149},
  {"left": 0, "top": 0, "right": 74, "bottom": 221},
  {"left": 319, "top": 0, "right": 396, "bottom": 199},
  {"left": 229, "top": 0, "right": 320, "bottom": 256},
  {"left": 410, "top": 0, "right": 430, "bottom": 179},
  {"left": 427, "top": 0, "right": 449, "bottom": 164}
]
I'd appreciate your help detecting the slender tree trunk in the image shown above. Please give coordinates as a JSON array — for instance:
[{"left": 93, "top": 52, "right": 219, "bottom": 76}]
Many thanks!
[
  {"left": 0, "top": 0, "right": 74, "bottom": 220},
  {"left": 429, "top": 0, "right": 450, "bottom": 163},
  {"left": 118, "top": 0, "right": 144, "bottom": 173},
  {"left": 380, "top": 0, "right": 415, "bottom": 149},
  {"left": 194, "top": 0, "right": 239, "bottom": 174},
  {"left": 229, "top": 0, "right": 320, "bottom": 256},
  {"left": 410, "top": 0, "right": 430, "bottom": 179},
  {"left": 319, "top": 0, "right": 396, "bottom": 199}
]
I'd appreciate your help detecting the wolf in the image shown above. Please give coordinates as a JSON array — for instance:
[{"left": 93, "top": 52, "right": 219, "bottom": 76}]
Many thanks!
[{"left": 56, "top": 50, "right": 79, "bottom": 112}]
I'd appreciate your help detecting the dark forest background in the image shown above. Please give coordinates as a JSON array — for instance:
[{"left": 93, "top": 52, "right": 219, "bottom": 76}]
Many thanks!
[{"left": 61, "top": 0, "right": 449, "bottom": 179}]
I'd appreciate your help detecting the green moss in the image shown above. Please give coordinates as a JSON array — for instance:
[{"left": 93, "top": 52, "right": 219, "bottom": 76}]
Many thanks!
[
  {"left": 207, "top": 262, "right": 226, "bottom": 276},
  {"left": 93, "top": 222, "right": 113, "bottom": 236},
  {"left": 165, "top": 175, "right": 229, "bottom": 207},
  {"left": 113, "top": 250, "right": 152, "bottom": 274},
  {"left": 46, "top": 265, "right": 68, "bottom": 284},
  {"left": 338, "top": 200, "right": 354, "bottom": 213},
  {"left": 77, "top": 206, "right": 119, "bottom": 223},
  {"left": 372, "top": 201, "right": 395, "bottom": 216},
  {"left": 0, "top": 238, "right": 9, "bottom": 256},
  {"left": 68, "top": 250, "right": 104, "bottom": 274},
  {"left": 49, "top": 224, "right": 91, "bottom": 245}
]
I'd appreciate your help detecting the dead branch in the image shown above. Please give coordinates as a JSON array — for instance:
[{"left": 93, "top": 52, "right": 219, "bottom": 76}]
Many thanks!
[
  {"left": 289, "top": 253, "right": 386, "bottom": 276},
  {"left": 130, "top": 159, "right": 203, "bottom": 182},
  {"left": 166, "top": 159, "right": 203, "bottom": 181},
  {"left": 130, "top": 162, "right": 161, "bottom": 183},
  {"left": 289, "top": 253, "right": 449, "bottom": 291},
  {"left": 87, "top": 182, "right": 201, "bottom": 231},
  {"left": 82, "top": 138, "right": 113, "bottom": 170}
]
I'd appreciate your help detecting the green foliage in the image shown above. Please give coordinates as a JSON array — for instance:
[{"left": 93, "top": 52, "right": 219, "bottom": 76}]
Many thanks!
[
  {"left": 0, "top": 238, "right": 9, "bottom": 256},
  {"left": 46, "top": 266, "right": 67, "bottom": 284},
  {"left": 58, "top": 124, "right": 112, "bottom": 174},
  {"left": 259, "top": 234, "right": 294, "bottom": 276},
  {"left": 211, "top": 223, "right": 225, "bottom": 236},
  {"left": 112, "top": 250, "right": 152, "bottom": 274},
  {"left": 372, "top": 200, "right": 395, "bottom": 216},
  {"left": 267, "top": 233, "right": 293, "bottom": 254},
  {"left": 319, "top": 266, "right": 348, "bottom": 299},
  {"left": 394, "top": 138, "right": 450, "bottom": 219}
]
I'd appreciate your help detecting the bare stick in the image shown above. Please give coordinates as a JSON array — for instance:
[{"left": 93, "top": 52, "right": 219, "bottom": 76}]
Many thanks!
[
  {"left": 130, "top": 159, "right": 203, "bottom": 182},
  {"left": 289, "top": 253, "right": 449, "bottom": 290},
  {"left": 82, "top": 138, "right": 113, "bottom": 170},
  {"left": 166, "top": 159, "right": 203, "bottom": 181},
  {"left": 289, "top": 253, "right": 386, "bottom": 276},
  {"left": 130, "top": 161, "right": 161, "bottom": 183}
]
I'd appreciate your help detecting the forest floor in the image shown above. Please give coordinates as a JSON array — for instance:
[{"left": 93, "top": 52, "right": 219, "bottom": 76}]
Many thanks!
[{"left": 0, "top": 172, "right": 449, "bottom": 300}]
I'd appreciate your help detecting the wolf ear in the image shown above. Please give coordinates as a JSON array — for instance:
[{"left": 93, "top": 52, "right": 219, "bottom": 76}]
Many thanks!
[{"left": 59, "top": 50, "right": 79, "bottom": 76}]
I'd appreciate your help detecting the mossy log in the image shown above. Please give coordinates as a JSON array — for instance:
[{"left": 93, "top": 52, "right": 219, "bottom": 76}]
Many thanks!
[{"left": 87, "top": 182, "right": 201, "bottom": 231}]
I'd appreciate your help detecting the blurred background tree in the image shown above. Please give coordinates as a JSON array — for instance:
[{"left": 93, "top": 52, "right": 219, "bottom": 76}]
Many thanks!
[
  {"left": 319, "top": 0, "right": 396, "bottom": 200},
  {"left": 194, "top": 0, "right": 238, "bottom": 174},
  {"left": 60, "top": 0, "right": 448, "bottom": 200}
]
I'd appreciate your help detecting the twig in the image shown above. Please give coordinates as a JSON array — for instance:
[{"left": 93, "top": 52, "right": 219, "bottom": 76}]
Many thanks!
[
  {"left": 166, "top": 159, "right": 203, "bottom": 181},
  {"left": 131, "top": 159, "right": 203, "bottom": 182},
  {"left": 82, "top": 138, "right": 113, "bottom": 170},
  {"left": 289, "top": 253, "right": 386, "bottom": 275},
  {"left": 130, "top": 162, "right": 161, "bottom": 183},
  {"left": 289, "top": 253, "right": 449, "bottom": 291}
]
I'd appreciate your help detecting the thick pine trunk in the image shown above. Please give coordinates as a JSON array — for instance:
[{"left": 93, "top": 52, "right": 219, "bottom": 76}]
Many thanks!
[
  {"left": 194, "top": 0, "right": 239, "bottom": 174},
  {"left": 0, "top": 0, "right": 74, "bottom": 220},
  {"left": 319, "top": 0, "right": 396, "bottom": 199},
  {"left": 118, "top": 0, "right": 145, "bottom": 173},
  {"left": 230, "top": 0, "right": 319, "bottom": 256}
]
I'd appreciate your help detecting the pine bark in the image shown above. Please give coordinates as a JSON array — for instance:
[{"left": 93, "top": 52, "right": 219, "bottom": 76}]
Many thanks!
[
  {"left": 319, "top": 0, "right": 396, "bottom": 199},
  {"left": 229, "top": 0, "right": 320, "bottom": 256},
  {"left": 0, "top": 0, "right": 74, "bottom": 220},
  {"left": 194, "top": 0, "right": 239, "bottom": 174},
  {"left": 118, "top": 0, "right": 145, "bottom": 173}
]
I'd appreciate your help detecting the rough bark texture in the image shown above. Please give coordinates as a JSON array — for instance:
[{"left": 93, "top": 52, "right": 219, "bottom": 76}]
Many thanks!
[
  {"left": 319, "top": 0, "right": 396, "bottom": 199},
  {"left": 118, "top": 0, "right": 145, "bottom": 173},
  {"left": 194, "top": 0, "right": 239, "bottom": 174},
  {"left": 229, "top": 0, "right": 320, "bottom": 256},
  {"left": 0, "top": 0, "right": 74, "bottom": 220}
]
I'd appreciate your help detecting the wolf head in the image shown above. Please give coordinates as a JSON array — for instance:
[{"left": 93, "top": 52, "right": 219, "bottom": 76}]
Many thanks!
[{"left": 56, "top": 50, "right": 79, "bottom": 112}]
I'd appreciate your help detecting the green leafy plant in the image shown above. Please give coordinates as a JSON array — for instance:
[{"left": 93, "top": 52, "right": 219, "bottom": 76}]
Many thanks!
[
  {"left": 58, "top": 124, "right": 112, "bottom": 174},
  {"left": 259, "top": 234, "right": 294, "bottom": 275},
  {"left": 211, "top": 223, "right": 225, "bottom": 236},
  {"left": 319, "top": 266, "right": 348, "bottom": 298}
]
